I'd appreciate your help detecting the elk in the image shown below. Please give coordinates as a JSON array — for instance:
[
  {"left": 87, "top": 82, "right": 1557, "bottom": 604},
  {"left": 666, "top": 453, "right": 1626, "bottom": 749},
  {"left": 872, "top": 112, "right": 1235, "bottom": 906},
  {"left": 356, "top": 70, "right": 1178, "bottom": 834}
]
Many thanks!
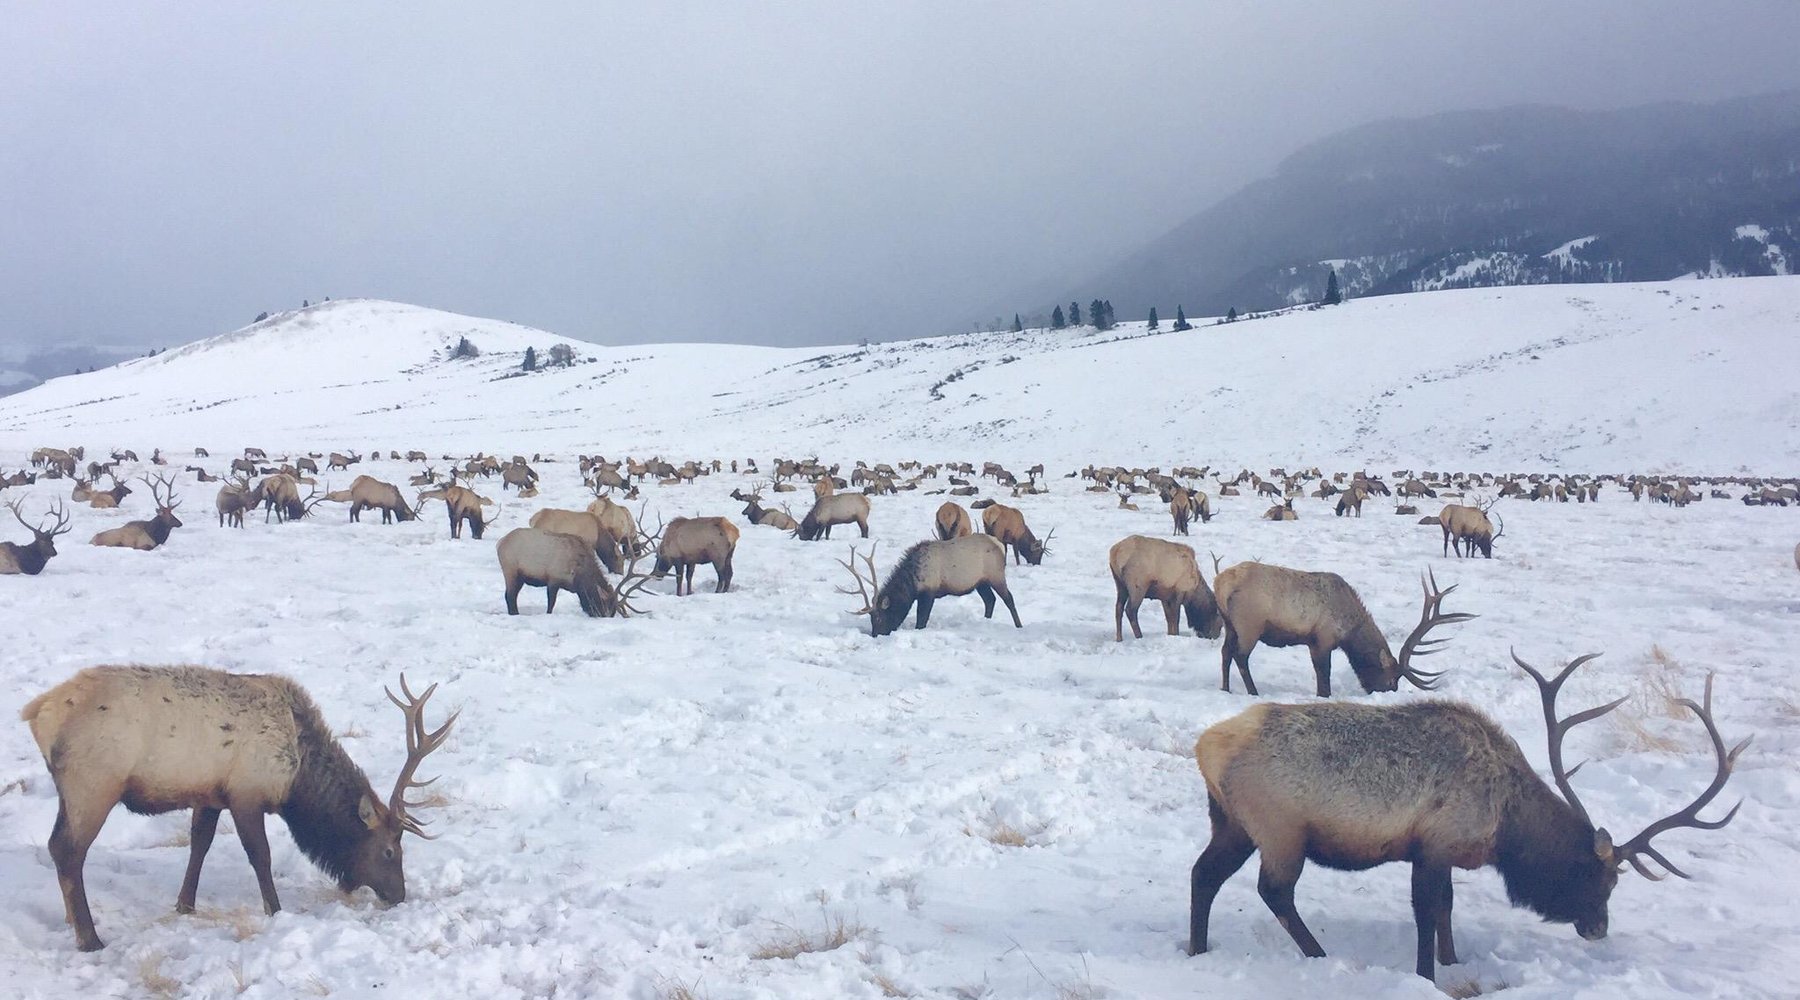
[
  {"left": 189, "top": 466, "right": 219, "bottom": 482},
  {"left": 294, "top": 456, "right": 319, "bottom": 475},
  {"left": 1117, "top": 493, "right": 1139, "bottom": 512},
  {"left": 497, "top": 525, "right": 655, "bottom": 616},
  {"left": 1190, "top": 652, "right": 1747, "bottom": 980},
  {"left": 981, "top": 503, "right": 1052, "bottom": 565},
  {"left": 1335, "top": 486, "right": 1365, "bottom": 517},
  {"left": 417, "top": 483, "right": 498, "bottom": 539},
  {"left": 934, "top": 501, "right": 972, "bottom": 540},
  {"left": 85, "top": 476, "right": 132, "bottom": 509},
  {"left": 796, "top": 492, "right": 870, "bottom": 540},
  {"left": 260, "top": 473, "right": 324, "bottom": 523},
  {"left": 1170, "top": 490, "right": 1193, "bottom": 535},
  {"left": 501, "top": 462, "right": 538, "bottom": 492},
  {"left": 327, "top": 451, "right": 362, "bottom": 471},
  {"left": 586, "top": 495, "right": 643, "bottom": 556},
  {"left": 1, "top": 499, "right": 72, "bottom": 575},
  {"left": 1438, "top": 503, "right": 1503, "bottom": 558},
  {"left": 839, "top": 537, "right": 1022, "bottom": 636},
  {"left": 21, "top": 666, "right": 456, "bottom": 952},
  {"left": 409, "top": 467, "right": 437, "bottom": 487},
  {"left": 1212, "top": 563, "right": 1471, "bottom": 696},
  {"left": 91, "top": 476, "right": 183, "bottom": 551},
  {"left": 528, "top": 508, "right": 624, "bottom": 572},
  {"left": 215, "top": 478, "right": 265, "bottom": 528},
  {"left": 346, "top": 475, "right": 417, "bottom": 523},
  {"left": 1262, "top": 498, "right": 1297, "bottom": 521},
  {"left": 742, "top": 493, "right": 799, "bottom": 531},
  {"left": 1108, "top": 536, "right": 1222, "bottom": 642},
  {"left": 654, "top": 516, "right": 739, "bottom": 595}
]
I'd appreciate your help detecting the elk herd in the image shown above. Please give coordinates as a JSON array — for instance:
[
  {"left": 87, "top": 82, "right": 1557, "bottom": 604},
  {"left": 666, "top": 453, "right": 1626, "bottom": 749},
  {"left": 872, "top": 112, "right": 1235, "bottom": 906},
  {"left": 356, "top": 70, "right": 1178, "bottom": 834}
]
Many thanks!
[{"left": 2, "top": 444, "right": 1779, "bottom": 984}]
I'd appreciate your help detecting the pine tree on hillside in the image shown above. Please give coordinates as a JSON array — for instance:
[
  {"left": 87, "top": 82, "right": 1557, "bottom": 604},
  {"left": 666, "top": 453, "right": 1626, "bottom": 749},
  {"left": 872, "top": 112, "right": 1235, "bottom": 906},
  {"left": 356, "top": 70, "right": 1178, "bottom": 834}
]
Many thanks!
[
  {"left": 1089, "top": 299, "right": 1108, "bottom": 331},
  {"left": 1011, "top": 314, "right": 1023, "bottom": 332},
  {"left": 1147, "top": 307, "right": 1159, "bottom": 330},
  {"left": 1051, "top": 304, "right": 1066, "bottom": 329},
  {"left": 1103, "top": 300, "right": 1115, "bottom": 327},
  {"left": 1322, "top": 269, "right": 1342, "bottom": 306},
  {"left": 1069, "top": 301, "right": 1082, "bottom": 326},
  {"left": 1173, "top": 305, "right": 1191, "bottom": 331},
  {"left": 1227, "top": 306, "right": 1238, "bottom": 321},
  {"left": 522, "top": 346, "right": 537, "bottom": 371}
]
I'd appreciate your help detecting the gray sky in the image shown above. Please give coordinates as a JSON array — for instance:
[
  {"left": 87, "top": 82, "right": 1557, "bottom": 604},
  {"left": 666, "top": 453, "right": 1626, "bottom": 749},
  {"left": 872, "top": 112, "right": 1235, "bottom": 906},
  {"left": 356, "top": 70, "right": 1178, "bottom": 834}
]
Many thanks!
[{"left": 2, "top": 2, "right": 1797, "bottom": 352}]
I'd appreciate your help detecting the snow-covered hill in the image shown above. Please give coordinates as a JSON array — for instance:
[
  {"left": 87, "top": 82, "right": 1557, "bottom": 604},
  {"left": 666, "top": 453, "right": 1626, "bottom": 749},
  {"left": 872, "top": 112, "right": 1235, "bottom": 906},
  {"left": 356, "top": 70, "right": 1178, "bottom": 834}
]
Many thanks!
[{"left": 1, "top": 279, "right": 1797, "bottom": 470}]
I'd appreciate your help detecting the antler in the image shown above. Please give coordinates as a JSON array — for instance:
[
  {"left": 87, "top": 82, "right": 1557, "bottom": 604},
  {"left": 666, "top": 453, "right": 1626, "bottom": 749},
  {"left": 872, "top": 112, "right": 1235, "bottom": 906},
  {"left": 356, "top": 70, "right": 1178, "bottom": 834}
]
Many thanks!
[
  {"left": 141, "top": 472, "right": 179, "bottom": 510},
  {"left": 384, "top": 674, "right": 459, "bottom": 839},
  {"left": 612, "top": 506, "right": 664, "bottom": 617},
  {"left": 1394, "top": 568, "right": 1476, "bottom": 689},
  {"left": 1510, "top": 650, "right": 1625, "bottom": 827},
  {"left": 3, "top": 497, "right": 30, "bottom": 532},
  {"left": 836, "top": 543, "right": 879, "bottom": 615},
  {"left": 1614, "top": 673, "right": 1750, "bottom": 879},
  {"left": 40, "top": 499, "right": 71, "bottom": 537}
]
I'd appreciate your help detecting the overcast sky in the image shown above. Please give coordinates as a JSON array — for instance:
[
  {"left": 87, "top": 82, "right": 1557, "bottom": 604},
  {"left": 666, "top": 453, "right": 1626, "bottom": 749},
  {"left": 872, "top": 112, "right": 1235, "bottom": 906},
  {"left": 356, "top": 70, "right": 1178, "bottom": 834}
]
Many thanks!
[{"left": 2, "top": 3, "right": 1797, "bottom": 353}]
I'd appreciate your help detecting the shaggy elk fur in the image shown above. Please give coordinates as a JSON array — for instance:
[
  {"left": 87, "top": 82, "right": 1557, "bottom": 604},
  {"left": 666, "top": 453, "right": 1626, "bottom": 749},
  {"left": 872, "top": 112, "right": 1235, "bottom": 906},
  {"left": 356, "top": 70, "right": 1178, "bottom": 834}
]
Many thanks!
[
  {"left": 796, "top": 492, "right": 870, "bottom": 540},
  {"left": 0, "top": 498, "right": 72, "bottom": 575},
  {"left": 346, "top": 475, "right": 417, "bottom": 524},
  {"left": 654, "top": 516, "right": 739, "bottom": 595},
  {"left": 528, "top": 509, "right": 625, "bottom": 573},
  {"left": 496, "top": 527, "right": 653, "bottom": 617},
  {"left": 981, "top": 503, "right": 1053, "bottom": 565},
  {"left": 20, "top": 666, "right": 456, "bottom": 951},
  {"left": 934, "top": 501, "right": 972, "bottom": 540},
  {"left": 839, "top": 537, "right": 1022, "bottom": 636},
  {"left": 1190, "top": 653, "right": 1747, "bottom": 979},
  {"left": 1107, "top": 535, "right": 1222, "bottom": 641},
  {"left": 1212, "top": 563, "right": 1471, "bottom": 696}
]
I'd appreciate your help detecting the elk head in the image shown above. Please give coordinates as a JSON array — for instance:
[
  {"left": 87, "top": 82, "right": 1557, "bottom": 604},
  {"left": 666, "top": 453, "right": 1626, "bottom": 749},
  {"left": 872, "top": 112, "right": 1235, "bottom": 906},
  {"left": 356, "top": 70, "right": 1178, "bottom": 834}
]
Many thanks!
[
  {"left": 143, "top": 474, "right": 183, "bottom": 526},
  {"left": 349, "top": 675, "right": 459, "bottom": 903},
  {"left": 5, "top": 497, "right": 72, "bottom": 557}
]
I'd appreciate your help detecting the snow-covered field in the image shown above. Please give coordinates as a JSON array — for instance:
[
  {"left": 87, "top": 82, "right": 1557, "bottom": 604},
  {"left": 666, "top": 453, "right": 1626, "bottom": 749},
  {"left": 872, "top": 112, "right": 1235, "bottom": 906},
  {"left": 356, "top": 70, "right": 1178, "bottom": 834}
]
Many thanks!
[{"left": 0, "top": 278, "right": 1797, "bottom": 998}]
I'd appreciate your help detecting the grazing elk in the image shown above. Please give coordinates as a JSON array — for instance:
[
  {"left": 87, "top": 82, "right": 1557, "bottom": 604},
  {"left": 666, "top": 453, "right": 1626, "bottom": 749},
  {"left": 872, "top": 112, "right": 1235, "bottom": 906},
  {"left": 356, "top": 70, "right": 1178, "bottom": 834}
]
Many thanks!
[
  {"left": 1438, "top": 503, "right": 1503, "bottom": 558},
  {"left": 417, "top": 483, "right": 498, "bottom": 539},
  {"left": 1108, "top": 536, "right": 1222, "bottom": 641},
  {"left": 347, "top": 475, "right": 418, "bottom": 524},
  {"left": 586, "top": 495, "right": 642, "bottom": 556},
  {"left": 327, "top": 451, "right": 362, "bottom": 471},
  {"left": 0, "top": 499, "right": 72, "bottom": 575},
  {"left": 497, "top": 526, "right": 653, "bottom": 616},
  {"left": 501, "top": 462, "right": 538, "bottom": 493},
  {"left": 654, "top": 516, "right": 739, "bottom": 595},
  {"left": 839, "top": 537, "right": 1022, "bottom": 636},
  {"left": 21, "top": 666, "right": 456, "bottom": 951},
  {"left": 934, "top": 501, "right": 972, "bottom": 540},
  {"left": 1335, "top": 486, "right": 1365, "bottom": 518},
  {"left": 91, "top": 477, "right": 183, "bottom": 551},
  {"left": 215, "top": 478, "right": 265, "bottom": 528},
  {"left": 294, "top": 456, "right": 319, "bottom": 476},
  {"left": 528, "top": 508, "right": 624, "bottom": 573},
  {"left": 1212, "top": 564, "right": 1471, "bottom": 696},
  {"left": 796, "top": 492, "right": 870, "bottom": 540},
  {"left": 981, "top": 503, "right": 1052, "bottom": 565},
  {"left": 1190, "top": 653, "right": 1747, "bottom": 980}
]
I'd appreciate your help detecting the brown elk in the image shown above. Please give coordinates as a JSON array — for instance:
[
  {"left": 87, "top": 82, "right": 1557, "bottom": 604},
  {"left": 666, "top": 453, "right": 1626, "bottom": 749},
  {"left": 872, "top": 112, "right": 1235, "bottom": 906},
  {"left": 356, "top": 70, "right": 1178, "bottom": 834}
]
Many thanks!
[
  {"left": 1117, "top": 493, "right": 1139, "bottom": 512},
  {"left": 934, "top": 501, "right": 972, "bottom": 540},
  {"left": 1438, "top": 503, "right": 1503, "bottom": 558},
  {"left": 742, "top": 493, "right": 799, "bottom": 531},
  {"left": 839, "top": 537, "right": 1022, "bottom": 636},
  {"left": 409, "top": 467, "right": 438, "bottom": 487},
  {"left": 501, "top": 462, "right": 538, "bottom": 492},
  {"left": 497, "top": 526, "right": 655, "bottom": 616},
  {"left": 654, "top": 516, "right": 739, "bottom": 595},
  {"left": 347, "top": 475, "right": 418, "bottom": 523},
  {"left": 1108, "top": 536, "right": 1222, "bottom": 641},
  {"left": 528, "top": 508, "right": 624, "bottom": 572},
  {"left": 1, "top": 499, "right": 72, "bottom": 575},
  {"left": 91, "top": 476, "right": 183, "bottom": 550},
  {"left": 1190, "top": 653, "right": 1746, "bottom": 980},
  {"left": 295, "top": 456, "right": 319, "bottom": 475},
  {"left": 418, "top": 483, "right": 498, "bottom": 539},
  {"left": 261, "top": 473, "right": 326, "bottom": 523},
  {"left": 327, "top": 451, "right": 362, "bottom": 471},
  {"left": 1335, "top": 486, "right": 1366, "bottom": 517},
  {"left": 797, "top": 492, "right": 870, "bottom": 540},
  {"left": 586, "top": 495, "right": 643, "bottom": 556},
  {"left": 981, "top": 503, "right": 1052, "bottom": 565},
  {"left": 1262, "top": 498, "right": 1297, "bottom": 521},
  {"left": 85, "top": 476, "right": 132, "bottom": 509},
  {"left": 1213, "top": 564, "right": 1471, "bottom": 696},
  {"left": 1170, "top": 490, "right": 1193, "bottom": 534},
  {"left": 22, "top": 666, "right": 455, "bottom": 951}
]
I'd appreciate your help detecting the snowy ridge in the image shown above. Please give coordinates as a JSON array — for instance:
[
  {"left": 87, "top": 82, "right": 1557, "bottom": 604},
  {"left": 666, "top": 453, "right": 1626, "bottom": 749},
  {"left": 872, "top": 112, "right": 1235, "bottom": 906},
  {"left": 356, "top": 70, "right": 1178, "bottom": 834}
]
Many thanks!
[{"left": 2, "top": 280, "right": 1797, "bottom": 472}]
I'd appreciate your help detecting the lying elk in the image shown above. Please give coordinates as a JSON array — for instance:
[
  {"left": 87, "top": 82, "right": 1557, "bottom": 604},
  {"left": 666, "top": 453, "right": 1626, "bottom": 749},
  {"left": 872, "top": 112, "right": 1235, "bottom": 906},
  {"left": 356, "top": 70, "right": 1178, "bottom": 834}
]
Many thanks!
[
  {"left": 1, "top": 499, "right": 72, "bottom": 575},
  {"left": 91, "top": 476, "right": 183, "bottom": 551},
  {"left": 497, "top": 525, "right": 655, "bottom": 616},
  {"left": 1262, "top": 498, "right": 1297, "bottom": 521},
  {"left": 1213, "top": 563, "right": 1472, "bottom": 696},
  {"left": 528, "top": 508, "right": 624, "bottom": 572},
  {"left": 934, "top": 501, "right": 972, "bottom": 540},
  {"left": 796, "top": 492, "right": 870, "bottom": 540},
  {"left": 85, "top": 476, "right": 132, "bottom": 509},
  {"left": 1108, "top": 536, "right": 1221, "bottom": 641},
  {"left": 215, "top": 478, "right": 265, "bottom": 528},
  {"left": 742, "top": 493, "right": 799, "bottom": 531},
  {"left": 1438, "top": 502, "right": 1503, "bottom": 558},
  {"left": 22, "top": 666, "right": 455, "bottom": 952},
  {"left": 418, "top": 483, "right": 498, "bottom": 539},
  {"left": 654, "top": 516, "right": 739, "bottom": 595},
  {"left": 839, "top": 537, "right": 1022, "bottom": 636},
  {"left": 982, "top": 503, "right": 1052, "bottom": 565},
  {"left": 347, "top": 475, "right": 417, "bottom": 524},
  {"left": 1190, "top": 652, "right": 1747, "bottom": 980}
]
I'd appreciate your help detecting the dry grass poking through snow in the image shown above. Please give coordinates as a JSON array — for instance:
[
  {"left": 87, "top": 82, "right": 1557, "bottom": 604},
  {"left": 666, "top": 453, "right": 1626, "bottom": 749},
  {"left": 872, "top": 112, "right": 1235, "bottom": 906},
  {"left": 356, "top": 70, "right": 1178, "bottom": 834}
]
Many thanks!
[
  {"left": 965, "top": 811, "right": 1042, "bottom": 848},
  {"left": 138, "top": 954, "right": 181, "bottom": 999},
  {"left": 1612, "top": 645, "right": 1695, "bottom": 753},
  {"left": 750, "top": 909, "right": 866, "bottom": 961},
  {"left": 656, "top": 975, "right": 708, "bottom": 1000},
  {"left": 1443, "top": 977, "right": 1512, "bottom": 998}
]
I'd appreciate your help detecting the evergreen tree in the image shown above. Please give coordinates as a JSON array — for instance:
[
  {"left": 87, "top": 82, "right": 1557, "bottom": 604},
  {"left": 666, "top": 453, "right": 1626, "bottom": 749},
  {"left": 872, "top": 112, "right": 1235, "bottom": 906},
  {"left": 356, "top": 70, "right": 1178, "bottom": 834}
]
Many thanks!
[
  {"left": 1011, "top": 314, "right": 1023, "bottom": 332},
  {"left": 1090, "top": 299, "right": 1113, "bottom": 331},
  {"left": 1103, "top": 300, "right": 1115, "bottom": 327},
  {"left": 254, "top": 311, "right": 270, "bottom": 323},
  {"left": 1227, "top": 306, "right": 1238, "bottom": 322},
  {"left": 1069, "top": 301, "right": 1082, "bottom": 326},
  {"left": 1147, "top": 307, "right": 1159, "bottom": 330},
  {"left": 452, "top": 336, "right": 480, "bottom": 358},
  {"left": 1051, "top": 305, "right": 1065, "bottom": 329},
  {"left": 522, "top": 346, "right": 537, "bottom": 371},
  {"left": 1322, "top": 269, "right": 1342, "bottom": 306},
  {"left": 1173, "top": 306, "right": 1191, "bottom": 331}
]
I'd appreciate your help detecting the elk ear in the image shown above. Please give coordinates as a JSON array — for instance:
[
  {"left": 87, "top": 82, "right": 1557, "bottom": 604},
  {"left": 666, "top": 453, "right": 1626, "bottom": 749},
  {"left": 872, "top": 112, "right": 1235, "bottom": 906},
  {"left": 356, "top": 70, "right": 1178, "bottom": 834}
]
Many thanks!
[
  {"left": 1593, "top": 827, "right": 1615, "bottom": 865},
  {"left": 358, "top": 793, "right": 383, "bottom": 830}
]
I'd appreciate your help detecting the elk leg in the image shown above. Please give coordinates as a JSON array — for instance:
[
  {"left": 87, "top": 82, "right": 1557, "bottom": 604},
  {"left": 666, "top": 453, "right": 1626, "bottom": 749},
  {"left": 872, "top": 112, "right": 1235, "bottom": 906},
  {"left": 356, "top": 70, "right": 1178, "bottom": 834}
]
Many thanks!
[
  {"left": 1162, "top": 597, "right": 1181, "bottom": 636},
  {"left": 715, "top": 560, "right": 731, "bottom": 593},
  {"left": 993, "top": 584, "right": 1022, "bottom": 628},
  {"left": 1434, "top": 868, "right": 1458, "bottom": 966},
  {"left": 1410, "top": 862, "right": 1454, "bottom": 979},
  {"left": 504, "top": 573, "right": 522, "bottom": 615},
  {"left": 1114, "top": 581, "right": 1129, "bottom": 641},
  {"left": 176, "top": 806, "right": 223, "bottom": 914},
  {"left": 1441, "top": 528, "right": 1450, "bottom": 557},
  {"left": 1309, "top": 646, "right": 1333, "bottom": 698},
  {"left": 231, "top": 806, "right": 281, "bottom": 915},
  {"left": 1190, "top": 798, "right": 1255, "bottom": 955},
  {"left": 975, "top": 583, "right": 997, "bottom": 618},
  {"left": 1256, "top": 855, "right": 1324, "bottom": 959},
  {"left": 913, "top": 595, "right": 935, "bottom": 628},
  {"left": 545, "top": 585, "right": 559, "bottom": 612},
  {"left": 684, "top": 564, "right": 697, "bottom": 595},
  {"left": 858, "top": 518, "right": 869, "bottom": 538},
  {"left": 48, "top": 795, "right": 111, "bottom": 951}
]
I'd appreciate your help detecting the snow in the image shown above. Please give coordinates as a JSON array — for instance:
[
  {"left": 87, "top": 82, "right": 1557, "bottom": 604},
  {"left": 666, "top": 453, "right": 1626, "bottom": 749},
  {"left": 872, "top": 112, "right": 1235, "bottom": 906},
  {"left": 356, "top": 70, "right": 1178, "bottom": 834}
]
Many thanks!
[
  {"left": 0, "top": 278, "right": 1797, "bottom": 998},
  {"left": 1542, "top": 235, "right": 1598, "bottom": 266}
]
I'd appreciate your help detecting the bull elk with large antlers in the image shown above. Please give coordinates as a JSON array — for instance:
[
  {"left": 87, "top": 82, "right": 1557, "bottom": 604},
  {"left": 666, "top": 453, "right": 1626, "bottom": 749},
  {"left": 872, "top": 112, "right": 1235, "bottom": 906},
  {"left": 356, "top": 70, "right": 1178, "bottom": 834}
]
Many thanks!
[
  {"left": 20, "top": 667, "right": 457, "bottom": 951},
  {"left": 839, "top": 537, "right": 1022, "bottom": 636},
  {"left": 91, "top": 476, "right": 183, "bottom": 550},
  {"left": 0, "top": 498, "right": 72, "bottom": 574},
  {"left": 1438, "top": 502, "right": 1503, "bottom": 558},
  {"left": 1212, "top": 564, "right": 1472, "bottom": 696},
  {"left": 1190, "top": 652, "right": 1747, "bottom": 980}
]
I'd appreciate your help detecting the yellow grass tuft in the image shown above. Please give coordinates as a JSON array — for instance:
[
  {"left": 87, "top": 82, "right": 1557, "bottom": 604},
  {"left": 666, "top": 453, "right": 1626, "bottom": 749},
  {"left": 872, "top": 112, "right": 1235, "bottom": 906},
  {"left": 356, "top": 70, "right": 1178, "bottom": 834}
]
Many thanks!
[
  {"left": 965, "top": 811, "right": 1040, "bottom": 848},
  {"left": 138, "top": 954, "right": 181, "bottom": 999},
  {"left": 1443, "top": 977, "right": 1511, "bottom": 997},
  {"left": 751, "top": 909, "right": 866, "bottom": 961}
]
